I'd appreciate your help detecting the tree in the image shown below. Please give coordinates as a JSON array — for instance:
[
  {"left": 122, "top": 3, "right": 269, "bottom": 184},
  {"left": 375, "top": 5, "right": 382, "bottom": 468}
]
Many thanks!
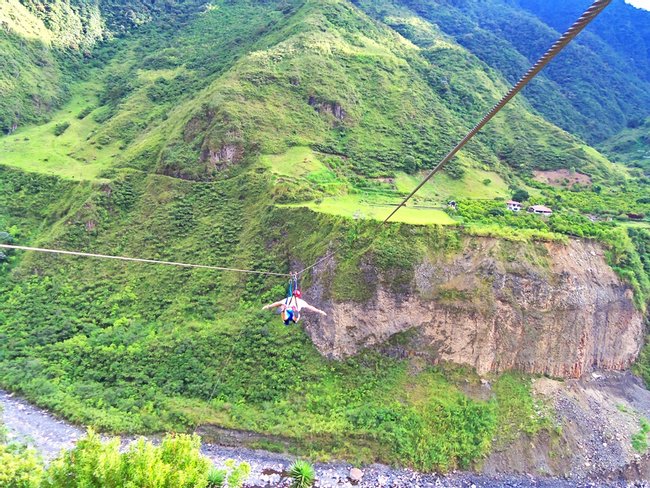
[
  {"left": 445, "top": 159, "right": 465, "bottom": 180},
  {"left": 403, "top": 155, "right": 418, "bottom": 174},
  {"left": 0, "top": 445, "right": 43, "bottom": 488},
  {"left": 512, "top": 189, "right": 529, "bottom": 202}
]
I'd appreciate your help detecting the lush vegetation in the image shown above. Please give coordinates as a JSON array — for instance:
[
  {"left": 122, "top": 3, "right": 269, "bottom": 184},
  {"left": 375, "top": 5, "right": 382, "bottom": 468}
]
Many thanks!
[
  {"left": 0, "top": 166, "right": 564, "bottom": 471},
  {"left": 515, "top": 0, "right": 650, "bottom": 84},
  {"left": 0, "top": 437, "right": 43, "bottom": 488},
  {"left": 0, "top": 421, "right": 250, "bottom": 488},
  {"left": 0, "top": 0, "right": 649, "bottom": 475},
  {"left": 600, "top": 117, "right": 650, "bottom": 175},
  {"left": 374, "top": 0, "right": 650, "bottom": 144},
  {"left": 631, "top": 418, "right": 650, "bottom": 454}
]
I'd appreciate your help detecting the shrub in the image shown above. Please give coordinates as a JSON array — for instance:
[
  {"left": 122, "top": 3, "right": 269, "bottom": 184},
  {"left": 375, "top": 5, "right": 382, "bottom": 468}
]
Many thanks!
[
  {"left": 0, "top": 444, "right": 43, "bottom": 488},
  {"left": 53, "top": 122, "right": 70, "bottom": 136},
  {"left": 100, "top": 72, "right": 135, "bottom": 106},
  {"left": 207, "top": 468, "right": 226, "bottom": 488},
  {"left": 77, "top": 107, "right": 94, "bottom": 119},
  {"left": 445, "top": 158, "right": 465, "bottom": 180},
  {"left": 206, "top": 461, "right": 250, "bottom": 488},
  {"left": 289, "top": 460, "right": 316, "bottom": 488},
  {"left": 632, "top": 418, "right": 650, "bottom": 453},
  {"left": 41, "top": 430, "right": 228, "bottom": 488}
]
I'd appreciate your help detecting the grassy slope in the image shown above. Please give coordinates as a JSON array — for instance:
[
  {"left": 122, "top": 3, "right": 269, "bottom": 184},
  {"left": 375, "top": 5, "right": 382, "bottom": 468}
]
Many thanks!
[
  {"left": 0, "top": 28, "right": 68, "bottom": 133},
  {"left": 600, "top": 118, "right": 650, "bottom": 175},
  {"left": 0, "top": 0, "right": 646, "bottom": 308},
  {"left": 0, "top": 0, "right": 632, "bottom": 192},
  {"left": 92, "top": 0, "right": 632, "bottom": 221},
  {"left": 0, "top": 0, "right": 108, "bottom": 133},
  {"left": 0, "top": 81, "right": 119, "bottom": 180},
  {"left": 395, "top": 166, "right": 509, "bottom": 201}
]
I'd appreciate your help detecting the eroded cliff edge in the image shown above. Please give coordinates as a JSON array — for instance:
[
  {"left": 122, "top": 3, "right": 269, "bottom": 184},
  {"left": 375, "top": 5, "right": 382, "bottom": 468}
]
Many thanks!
[{"left": 304, "top": 237, "right": 644, "bottom": 378}]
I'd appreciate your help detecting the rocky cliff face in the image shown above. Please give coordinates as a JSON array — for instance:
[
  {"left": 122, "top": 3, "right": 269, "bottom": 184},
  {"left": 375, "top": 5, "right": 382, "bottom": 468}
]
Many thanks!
[{"left": 305, "top": 238, "right": 644, "bottom": 378}]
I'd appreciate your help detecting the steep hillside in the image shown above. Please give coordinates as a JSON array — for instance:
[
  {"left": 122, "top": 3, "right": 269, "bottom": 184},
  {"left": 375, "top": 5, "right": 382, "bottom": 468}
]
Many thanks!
[
  {"left": 137, "top": 0, "right": 608, "bottom": 181},
  {"left": 368, "top": 0, "right": 650, "bottom": 143},
  {"left": 515, "top": 0, "right": 650, "bottom": 83},
  {"left": 0, "top": 0, "right": 102, "bottom": 133},
  {"left": 601, "top": 117, "right": 650, "bottom": 175},
  {"left": 2, "top": 0, "right": 640, "bottom": 220},
  {"left": 309, "top": 238, "right": 644, "bottom": 377},
  {"left": 0, "top": 0, "right": 210, "bottom": 133}
]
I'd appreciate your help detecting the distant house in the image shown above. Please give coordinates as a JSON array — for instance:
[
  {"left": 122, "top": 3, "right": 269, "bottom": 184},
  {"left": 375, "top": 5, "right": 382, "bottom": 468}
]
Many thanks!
[
  {"left": 528, "top": 205, "right": 553, "bottom": 216},
  {"left": 506, "top": 200, "right": 522, "bottom": 212},
  {"left": 447, "top": 200, "right": 457, "bottom": 210}
]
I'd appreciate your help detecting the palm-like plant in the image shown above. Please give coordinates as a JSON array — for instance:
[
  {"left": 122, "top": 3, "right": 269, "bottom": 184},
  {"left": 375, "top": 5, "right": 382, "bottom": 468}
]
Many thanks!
[
  {"left": 207, "top": 468, "right": 226, "bottom": 488},
  {"left": 289, "top": 459, "right": 316, "bottom": 488}
]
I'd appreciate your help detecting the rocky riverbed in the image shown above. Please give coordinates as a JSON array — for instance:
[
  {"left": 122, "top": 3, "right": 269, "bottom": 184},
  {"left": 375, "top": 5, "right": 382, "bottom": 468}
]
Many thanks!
[{"left": 1, "top": 381, "right": 649, "bottom": 488}]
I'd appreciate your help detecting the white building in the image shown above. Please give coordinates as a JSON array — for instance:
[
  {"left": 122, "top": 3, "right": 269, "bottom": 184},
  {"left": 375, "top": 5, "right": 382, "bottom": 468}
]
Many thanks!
[
  {"left": 528, "top": 205, "right": 553, "bottom": 216},
  {"left": 506, "top": 200, "right": 522, "bottom": 212}
]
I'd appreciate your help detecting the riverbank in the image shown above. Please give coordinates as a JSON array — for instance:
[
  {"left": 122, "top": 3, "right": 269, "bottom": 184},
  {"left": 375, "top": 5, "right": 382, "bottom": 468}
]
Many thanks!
[{"left": 1, "top": 387, "right": 648, "bottom": 488}]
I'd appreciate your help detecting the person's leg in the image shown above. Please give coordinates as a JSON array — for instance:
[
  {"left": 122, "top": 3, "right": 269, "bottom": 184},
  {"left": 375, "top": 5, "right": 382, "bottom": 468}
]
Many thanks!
[{"left": 284, "top": 309, "right": 294, "bottom": 325}]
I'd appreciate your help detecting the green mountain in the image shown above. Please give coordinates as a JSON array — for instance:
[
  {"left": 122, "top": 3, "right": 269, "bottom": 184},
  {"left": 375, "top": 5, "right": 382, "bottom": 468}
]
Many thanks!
[
  {"left": 600, "top": 116, "right": 650, "bottom": 174},
  {"left": 514, "top": 0, "right": 650, "bottom": 83},
  {"left": 366, "top": 0, "right": 650, "bottom": 144},
  {"left": 1, "top": 0, "right": 649, "bottom": 473}
]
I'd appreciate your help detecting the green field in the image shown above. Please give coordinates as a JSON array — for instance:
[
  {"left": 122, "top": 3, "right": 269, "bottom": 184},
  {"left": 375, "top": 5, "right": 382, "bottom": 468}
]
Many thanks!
[
  {"left": 0, "top": 82, "right": 117, "bottom": 181},
  {"left": 395, "top": 166, "right": 509, "bottom": 202},
  {"left": 261, "top": 146, "right": 330, "bottom": 177},
  {"left": 620, "top": 221, "right": 650, "bottom": 229},
  {"left": 282, "top": 194, "right": 457, "bottom": 225}
]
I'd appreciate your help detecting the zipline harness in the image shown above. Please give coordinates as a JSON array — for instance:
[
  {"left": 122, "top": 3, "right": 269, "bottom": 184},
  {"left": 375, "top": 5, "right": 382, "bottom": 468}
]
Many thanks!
[
  {"left": 285, "top": 273, "right": 300, "bottom": 304},
  {"left": 0, "top": 0, "right": 612, "bottom": 278},
  {"left": 282, "top": 272, "right": 301, "bottom": 324}
]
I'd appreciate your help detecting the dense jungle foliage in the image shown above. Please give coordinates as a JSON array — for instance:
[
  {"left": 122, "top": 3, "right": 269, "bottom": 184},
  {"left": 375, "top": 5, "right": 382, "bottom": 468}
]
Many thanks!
[{"left": 0, "top": 0, "right": 649, "bottom": 473}]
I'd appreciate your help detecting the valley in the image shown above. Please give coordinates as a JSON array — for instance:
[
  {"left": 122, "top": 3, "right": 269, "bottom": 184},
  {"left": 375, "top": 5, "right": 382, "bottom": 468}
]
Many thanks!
[{"left": 0, "top": 0, "right": 649, "bottom": 485}]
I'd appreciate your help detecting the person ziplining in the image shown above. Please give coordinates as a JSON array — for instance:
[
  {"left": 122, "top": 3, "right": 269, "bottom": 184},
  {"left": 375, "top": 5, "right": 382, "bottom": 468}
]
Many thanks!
[{"left": 262, "top": 274, "right": 327, "bottom": 325}]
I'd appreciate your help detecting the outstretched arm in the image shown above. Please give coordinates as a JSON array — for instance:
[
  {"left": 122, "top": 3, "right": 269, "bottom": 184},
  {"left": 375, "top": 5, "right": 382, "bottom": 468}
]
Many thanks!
[
  {"left": 301, "top": 302, "right": 327, "bottom": 316},
  {"left": 262, "top": 300, "right": 285, "bottom": 310}
]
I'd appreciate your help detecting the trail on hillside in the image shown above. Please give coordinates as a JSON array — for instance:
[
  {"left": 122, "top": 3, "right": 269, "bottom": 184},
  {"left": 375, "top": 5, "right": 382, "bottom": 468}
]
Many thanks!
[{"left": 0, "top": 389, "right": 640, "bottom": 488}]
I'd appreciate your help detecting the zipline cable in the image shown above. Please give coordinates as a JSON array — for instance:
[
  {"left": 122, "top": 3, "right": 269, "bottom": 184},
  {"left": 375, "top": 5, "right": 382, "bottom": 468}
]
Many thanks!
[
  {"left": 0, "top": 244, "right": 291, "bottom": 277},
  {"left": 295, "top": 0, "right": 612, "bottom": 274},
  {"left": 382, "top": 0, "right": 612, "bottom": 224},
  {"left": 298, "top": 250, "right": 338, "bottom": 276},
  {"left": 0, "top": 0, "right": 612, "bottom": 281}
]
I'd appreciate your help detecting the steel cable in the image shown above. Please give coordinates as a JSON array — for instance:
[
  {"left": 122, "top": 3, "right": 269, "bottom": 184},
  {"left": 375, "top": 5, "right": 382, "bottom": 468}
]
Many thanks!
[
  {"left": 382, "top": 0, "right": 612, "bottom": 224},
  {"left": 0, "top": 244, "right": 291, "bottom": 277}
]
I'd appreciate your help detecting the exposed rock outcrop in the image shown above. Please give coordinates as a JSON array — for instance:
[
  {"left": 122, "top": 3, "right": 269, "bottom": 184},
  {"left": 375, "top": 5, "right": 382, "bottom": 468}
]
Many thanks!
[
  {"left": 200, "top": 139, "right": 244, "bottom": 171},
  {"left": 305, "top": 238, "right": 644, "bottom": 378},
  {"left": 308, "top": 96, "right": 347, "bottom": 122}
]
